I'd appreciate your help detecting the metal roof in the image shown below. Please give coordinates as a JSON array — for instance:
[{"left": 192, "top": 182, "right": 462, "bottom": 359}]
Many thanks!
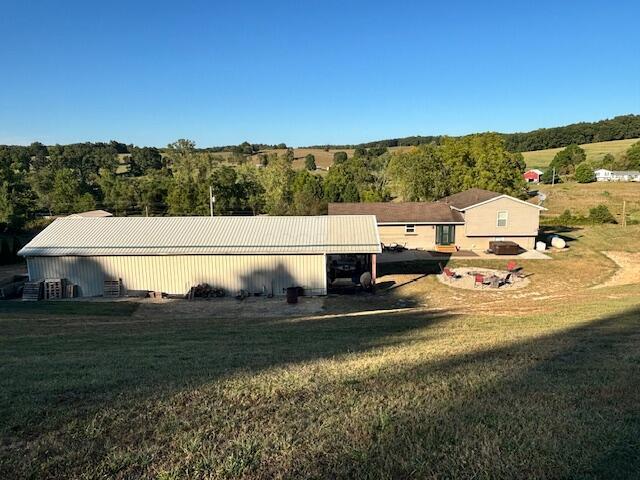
[{"left": 19, "top": 215, "right": 382, "bottom": 257}]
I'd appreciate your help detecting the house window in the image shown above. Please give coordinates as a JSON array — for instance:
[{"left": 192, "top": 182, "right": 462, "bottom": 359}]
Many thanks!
[
  {"left": 497, "top": 211, "right": 508, "bottom": 227},
  {"left": 405, "top": 224, "right": 415, "bottom": 234}
]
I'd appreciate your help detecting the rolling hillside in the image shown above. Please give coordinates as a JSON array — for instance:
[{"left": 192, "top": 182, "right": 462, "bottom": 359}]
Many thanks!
[
  {"left": 537, "top": 182, "right": 640, "bottom": 222},
  {"left": 523, "top": 138, "right": 639, "bottom": 170}
]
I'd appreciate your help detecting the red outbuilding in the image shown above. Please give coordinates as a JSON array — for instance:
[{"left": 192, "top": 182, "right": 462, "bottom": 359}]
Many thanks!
[{"left": 523, "top": 169, "right": 543, "bottom": 183}]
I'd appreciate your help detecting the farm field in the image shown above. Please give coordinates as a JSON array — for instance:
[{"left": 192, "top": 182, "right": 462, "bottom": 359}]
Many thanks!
[
  {"left": 2, "top": 224, "right": 640, "bottom": 478},
  {"left": 522, "top": 138, "right": 639, "bottom": 169},
  {"left": 537, "top": 181, "right": 640, "bottom": 221}
]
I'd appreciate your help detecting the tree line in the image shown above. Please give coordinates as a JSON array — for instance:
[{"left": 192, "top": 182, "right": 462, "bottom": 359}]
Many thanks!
[
  {"left": 306, "top": 114, "right": 640, "bottom": 153},
  {"left": 0, "top": 134, "right": 527, "bottom": 232}
]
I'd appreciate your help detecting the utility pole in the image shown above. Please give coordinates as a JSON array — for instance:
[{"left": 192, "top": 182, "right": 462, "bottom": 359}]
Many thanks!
[
  {"left": 622, "top": 200, "right": 627, "bottom": 228},
  {"left": 209, "top": 187, "right": 215, "bottom": 217},
  {"left": 145, "top": 205, "right": 149, "bottom": 217}
]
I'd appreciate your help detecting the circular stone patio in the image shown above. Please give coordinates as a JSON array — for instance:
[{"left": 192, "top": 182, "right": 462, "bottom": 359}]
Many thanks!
[{"left": 437, "top": 267, "right": 530, "bottom": 291}]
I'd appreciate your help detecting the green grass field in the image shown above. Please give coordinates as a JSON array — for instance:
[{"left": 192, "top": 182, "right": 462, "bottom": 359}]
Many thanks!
[
  {"left": 522, "top": 138, "right": 639, "bottom": 170},
  {"left": 2, "top": 223, "right": 640, "bottom": 478}
]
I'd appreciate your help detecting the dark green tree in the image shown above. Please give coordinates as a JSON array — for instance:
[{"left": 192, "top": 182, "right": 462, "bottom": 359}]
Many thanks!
[
  {"left": 333, "top": 151, "right": 348, "bottom": 164},
  {"left": 548, "top": 144, "right": 586, "bottom": 175},
  {"left": 129, "top": 147, "right": 163, "bottom": 175},
  {"left": 291, "top": 171, "right": 325, "bottom": 215},
  {"left": 624, "top": 141, "right": 640, "bottom": 170},
  {"left": 574, "top": 162, "right": 595, "bottom": 183},
  {"left": 304, "top": 154, "right": 316, "bottom": 171}
]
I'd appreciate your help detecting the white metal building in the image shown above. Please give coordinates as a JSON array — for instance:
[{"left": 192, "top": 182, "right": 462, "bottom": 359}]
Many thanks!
[
  {"left": 595, "top": 169, "right": 640, "bottom": 182},
  {"left": 18, "top": 215, "right": 381, "bottom": 297}
]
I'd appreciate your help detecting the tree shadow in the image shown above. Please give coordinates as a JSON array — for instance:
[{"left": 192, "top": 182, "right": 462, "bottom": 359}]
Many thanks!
[
  {"left": 540, "top": 225, "right": 583, "bottom": 244},
  {"left": 0, "top": 276, "right": 459, "bottom": 456},
  {"left": 291, "top": 305, "right": 640, "bottom": 478}
]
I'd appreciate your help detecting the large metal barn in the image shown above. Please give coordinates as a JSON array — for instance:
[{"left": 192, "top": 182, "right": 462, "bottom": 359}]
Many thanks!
[{"left": 18, "top": 215, "right": 381, "bottom": 297}]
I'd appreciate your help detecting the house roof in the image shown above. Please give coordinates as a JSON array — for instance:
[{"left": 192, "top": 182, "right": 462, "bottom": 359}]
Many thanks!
[
  {"left": 67, "top": 209, "right": 113, "bottom": 218},
  {"left": 525, "top": 169, "right": 544, "bottom": 175},
  {"left": 19, "top": 215, "right": 381, "bottom": 257},
  {"left": 439, "top": 188, "right": 502, "bottom": 209},
  {"left": 612, "top": 170, "right": 640, "bottom": 175},
  {"left": 327, "top": 202, "right": 464, "bottom": 224}
]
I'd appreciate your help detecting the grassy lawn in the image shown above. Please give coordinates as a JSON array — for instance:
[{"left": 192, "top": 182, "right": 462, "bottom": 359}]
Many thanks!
[
  {"left": 2, "top": 221, "right": 640, "bottom": 478},
  {"left": 522, "top": 138, "right": 639, "bottom": 170},
  {"left": 2, "top": 288, "right": 640, "bottom": 478}
]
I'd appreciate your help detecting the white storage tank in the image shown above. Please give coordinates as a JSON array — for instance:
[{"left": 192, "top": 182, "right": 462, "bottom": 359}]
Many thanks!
[
  {"left": 550, "top": 236, "right": 566, "bottom": 249},
  {"left": 535, "top": 241, "right": 546, "bottom": 251}
]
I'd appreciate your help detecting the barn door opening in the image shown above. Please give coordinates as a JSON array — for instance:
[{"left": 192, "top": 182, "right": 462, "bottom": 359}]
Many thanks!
[{"left": 326, "top": 254, "right": 373, "bottom": 293}]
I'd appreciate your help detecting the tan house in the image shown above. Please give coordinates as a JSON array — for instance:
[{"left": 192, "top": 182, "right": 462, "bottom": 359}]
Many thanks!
[{"left": 328, "top": 188, "right": 545, "bottom": 252}]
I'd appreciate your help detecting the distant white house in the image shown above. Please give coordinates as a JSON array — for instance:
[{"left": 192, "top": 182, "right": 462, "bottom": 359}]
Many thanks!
[{"left": 594, "top": 169, "right": 640, "bottom": 182}]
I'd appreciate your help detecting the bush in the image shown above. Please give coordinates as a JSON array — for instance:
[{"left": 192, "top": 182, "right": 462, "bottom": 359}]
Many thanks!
[
  {"left": 574, "top": 162, "right": 595, "bottom": 183},
  {"left": 304, "top": 154, "right": 316, "bottom": 171},
  {"left": 558, "top": 209, "right": 574, "bottom": 224},
  {"left": 333, "top": 151, "right": 348, "bottom": 164},
  {"left": 540, "top": 169, "right": 561, "bottom": 184},
  {"left": 589, "top": 204, "right": 617, "bottom": 224}
]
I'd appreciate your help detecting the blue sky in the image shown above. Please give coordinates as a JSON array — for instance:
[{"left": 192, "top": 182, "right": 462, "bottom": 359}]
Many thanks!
[{"left": 1, "top": 0, "right": 639, "bottom": 147}]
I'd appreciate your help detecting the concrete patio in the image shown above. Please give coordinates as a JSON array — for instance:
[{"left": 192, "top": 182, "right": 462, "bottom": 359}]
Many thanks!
[{"left": 378, "top": 248, "right": 551, "bottom": 263}]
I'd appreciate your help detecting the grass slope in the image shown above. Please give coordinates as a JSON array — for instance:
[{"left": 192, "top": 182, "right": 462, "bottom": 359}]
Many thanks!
[
  {"left": 538, "top": 181, "right": 640, "bottom": 221},
  {"left": 2, "top": 224, "right": 640, "bottom": 478},
  {"left": 522, "top": 138, "right": 639, "bottom": 169}
]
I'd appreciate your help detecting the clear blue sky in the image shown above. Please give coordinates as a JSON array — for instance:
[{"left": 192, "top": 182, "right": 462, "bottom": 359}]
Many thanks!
[{"left": 1, "top": 0, "right": 639, "bottom": 147}]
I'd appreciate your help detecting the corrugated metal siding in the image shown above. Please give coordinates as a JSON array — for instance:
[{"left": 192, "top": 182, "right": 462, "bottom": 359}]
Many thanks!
[
  {"left": 19, "top": 215, "right": 381, "bottom": 256},
  {"left": 27, "top": 254, "right": 327, "bottom": 297}
]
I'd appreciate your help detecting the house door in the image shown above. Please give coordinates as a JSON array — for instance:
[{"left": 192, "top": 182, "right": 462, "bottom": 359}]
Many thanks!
[{"left": 436, "top": 225, "right": 455, "bottom": 245}]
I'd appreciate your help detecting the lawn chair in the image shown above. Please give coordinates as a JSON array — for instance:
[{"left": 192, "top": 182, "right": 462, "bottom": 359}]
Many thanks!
[
  {"left": 506, "top": 261, "right": 525, "bottom": 281},
  {"left": 499, "top": 273, "right": 513, "bottom": 287},
  {"left": 474, "top": 274, "right": 486, "bottom": 288},
  {"left": 443, "top": 268, "right": 458, "bottom": 282}
]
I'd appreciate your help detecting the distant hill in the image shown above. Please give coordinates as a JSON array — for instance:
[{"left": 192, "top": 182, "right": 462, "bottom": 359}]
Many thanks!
[
  {"left": 522, "top": 138, "right": 639, "bottom": 170},
  {"left": 305, "top": 114, "right": 640, "bottom": 153}
]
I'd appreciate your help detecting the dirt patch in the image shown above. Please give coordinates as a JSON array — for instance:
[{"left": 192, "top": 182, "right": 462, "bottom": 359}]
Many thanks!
[
  {"left": 437, "top": 267, "right": 530, "bottom": 291},
  {"left": 594, "top": 252, "right": 640, "bottom": 289},
  {"left": 133, "top": 295, "right": 326, "bottom": 320}
]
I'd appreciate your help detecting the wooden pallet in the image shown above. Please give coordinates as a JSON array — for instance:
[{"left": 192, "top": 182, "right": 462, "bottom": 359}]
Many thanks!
[
  {"left": 65, "top": 283, "right": 77, "bottom": 298},
  {"left": 44, "top": 279, "right": 64, "bottom": 299},
  {"left": 22, "top": 281, "right": 43, "bottom": 301},
  {"left": 103, "top": 279, "right": 121, "bottom": 298},
  {"left": 435, "top": 244, "right": 459, "bottom": 253}
]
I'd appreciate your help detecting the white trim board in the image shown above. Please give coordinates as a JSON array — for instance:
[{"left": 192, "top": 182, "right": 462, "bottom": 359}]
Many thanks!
[{"left": 450, "top": 194, "right": 547, "bottom": 212}]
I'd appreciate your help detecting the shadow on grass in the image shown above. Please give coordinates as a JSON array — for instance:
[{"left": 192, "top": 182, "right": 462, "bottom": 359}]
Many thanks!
[
  {"left": 0, "top": 301, "right": 139, "bottom": 318},
  {"left": 0, "top": 302, "right": 457, "bottom": 449},
  {"left": 300, "top": 305, "right": 640, "bottom": 479},
  {"left": 3, "top": 293, "right": 639, "bottom": 477}
]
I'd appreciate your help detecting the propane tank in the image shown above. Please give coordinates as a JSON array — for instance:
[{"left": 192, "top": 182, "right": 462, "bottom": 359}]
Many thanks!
[{"left": 550, "top": 236, "right": 566, "bottom": 249}]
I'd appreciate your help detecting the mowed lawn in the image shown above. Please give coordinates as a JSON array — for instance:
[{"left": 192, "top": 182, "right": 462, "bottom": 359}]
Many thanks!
[{"left": 1, "top": 288, "right": 640, "bottom": 478}]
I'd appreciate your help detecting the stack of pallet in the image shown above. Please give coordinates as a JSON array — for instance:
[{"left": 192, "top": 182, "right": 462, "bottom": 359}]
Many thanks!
[
  {"left": 44, "top": 279, "right": 64, "bottom": 299},
  {"left": 103, "top": 279, "right": 121, "bottom": 298},
  {"left": 22, "top": 281, "right": 43, "bottom": 301},
  {"left": 66, "top": 283, "right": 77, "bottom": 298}
]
